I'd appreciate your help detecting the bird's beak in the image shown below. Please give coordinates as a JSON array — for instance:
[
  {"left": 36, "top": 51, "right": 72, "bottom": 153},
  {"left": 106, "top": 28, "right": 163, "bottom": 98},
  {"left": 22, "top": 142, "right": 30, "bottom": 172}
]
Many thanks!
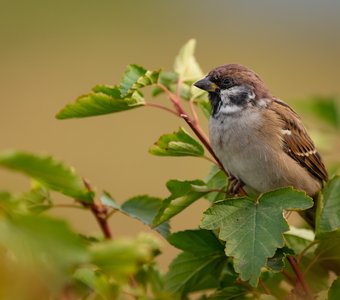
[{"left": 194, "top": 77, "right": 218, "bottom": 92}]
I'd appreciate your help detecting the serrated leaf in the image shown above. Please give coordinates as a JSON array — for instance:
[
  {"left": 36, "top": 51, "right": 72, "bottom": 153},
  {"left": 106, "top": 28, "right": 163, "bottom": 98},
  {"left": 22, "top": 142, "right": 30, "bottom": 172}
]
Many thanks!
[
  {"left": 100, "top": 192, "right": 120, "bottom": 210},
  {"left": 174, "top": 39, "right": 203, "bottom": 82},
  {"left": 317, "top": 176, "right": 340, "bottom": 235},
  {"left": 149, "top": 127, "right": 204, "bottom": 157},
  {"left": 122, "top": 195, "right": 170, "bottom": 238},
  {"left": 153, "top": 179, "right": 207, "bottom": 226},
  {"left": 120, "top": 64, "right": 160, "bottom": 96},
  {"left": 200, "top": 188, "right": 313, "bottom": 286},
  {"left": 56, "top": 89, "right": 145, "bottom": 119},
  {"left": 100, "top": 193, "right": 170, "bottom": 238},
  {"left": 167, "top": 229, "right": 224, "bottom": 257},
  {"left": 0, "top": 151, "right": 92, "bottom": 202},
  {"left": 165, "top": 251, "right": 226, "bottom": 296},
  {"left": 152, "top": 71, "right": 178, "bottom": 97},
  {"left": 329, "top": 277, "right": 340, "bottom": 300},
  {"left": 204, "top": 165, "right": 228, "bottom": 202}
]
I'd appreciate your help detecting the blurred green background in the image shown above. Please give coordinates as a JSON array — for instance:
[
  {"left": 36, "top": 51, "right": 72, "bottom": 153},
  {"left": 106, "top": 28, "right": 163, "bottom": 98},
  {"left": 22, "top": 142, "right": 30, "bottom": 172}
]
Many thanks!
[{"left": 1, "top": 0, "right": 339, "bottom": 268}]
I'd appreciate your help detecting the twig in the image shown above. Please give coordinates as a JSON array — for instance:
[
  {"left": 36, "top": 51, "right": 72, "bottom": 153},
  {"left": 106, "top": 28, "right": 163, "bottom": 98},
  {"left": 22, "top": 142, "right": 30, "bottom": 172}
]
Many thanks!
[
  {"left": 287, "top": 256, "right": 314, "bottom": 299},
  {"left": 145, "top": 102, "right": 179, "bottom": 116},
  {"left": 297, "top": 240, "right": 319, "bottom": 263},
  {"left": 189, "top": 98, "right": 199, "bottom": 126},
  {"left": 259, "top": 278, "right": 271, "bottom": 295},
  {"left": 51, "top": 204, "right": 86, "bottom": 210},
  {"left": 81, "top": 179, "right": 113, "bottom": 240}
]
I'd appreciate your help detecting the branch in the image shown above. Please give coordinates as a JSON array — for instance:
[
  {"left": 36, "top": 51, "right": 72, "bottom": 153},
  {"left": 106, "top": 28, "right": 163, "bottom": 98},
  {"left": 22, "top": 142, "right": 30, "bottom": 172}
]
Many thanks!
[
  {"left": 287, "top": 256, "right": 314, "bottom": 299},
  {"left": 81, "top": 179, "right": 113, "bottom": 240}
]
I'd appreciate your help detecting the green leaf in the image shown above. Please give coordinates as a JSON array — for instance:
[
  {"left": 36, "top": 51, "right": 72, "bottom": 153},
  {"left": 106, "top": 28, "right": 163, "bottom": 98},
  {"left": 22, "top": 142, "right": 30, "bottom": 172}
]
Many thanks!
[
  {"left": 200, "top": 188, "right": 313, "bottom": 286},
  {"left": 196, "top": 98, "right": 211, "bottom": 119},
  {"left": 165, "top": 251, "right": 226, "bottom": 296},
  {"left": 0, "top": 151, "right": 92, "bottom": 202},
  {"left": 174, "top": 39, "right": 203, "bottom": 82},
  {"left": 167, "top": 229, "right": 224, "bottom": 257},
  {"left": 152, "top": 71, "right": 179, "bottom": 97},
  {"left": 149, "top": 127, "right": 204, "bottom": 157},
  {"left": 0, "top": 214, "right": 88, "bottom": 274},
  {"left": 296, "top": 96, "right": 340, "bottom": 128},
  {"left": 90, "top": 233, "right": 160, "bottom": 281},
  {"left": 100, "top": 192, "right": 120, "bottom": 210},
  {"left": 206, "top": 287, "right": 248, "bottom": 300},
  {"left": 119, "top": 64, "right": 160, "bottom": 96},
  {"left": 153, "top": 179, "right": 208, "bottom": 226},
  {"left": 18, "top": 183, "right": 52, "bottom": 214},
  {"left": 135, "top": 264, "right": 165, "bottom": 296},
  {"left": 100, "top": 193, "right": 170, "bottom": 238},
  {"left": 314, "top": 231, "right": 340, "bottom": 275},
  {"left": 317, "top": 176, "right": 340, "bottom": 235},
  {"left": 284, "top": 227, "right": 315, "bottom": 254},
  {"left": 204, "top": 165, "right": 228, "bottom": 202},
  {"left": 122, "top": 195, "right": 170, "bottom": 238},
  {"left": 74, "top": 267, "right": 118, "bottom": 299},
  {"left": 56, "top": 88, "right": 145, "bottom": 119},
  {"left": 266, "top": 247, "right": 294, "bottom": 272},
  {"left": 329, "top": 277, "right": 340, "bottom": 300}
]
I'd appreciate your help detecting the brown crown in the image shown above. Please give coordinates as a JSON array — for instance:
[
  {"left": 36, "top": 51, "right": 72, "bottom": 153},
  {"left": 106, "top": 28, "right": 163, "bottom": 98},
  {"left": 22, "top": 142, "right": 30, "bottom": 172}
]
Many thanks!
[{"left": 208, "top": 64, "right": 271, "bottom": 99}]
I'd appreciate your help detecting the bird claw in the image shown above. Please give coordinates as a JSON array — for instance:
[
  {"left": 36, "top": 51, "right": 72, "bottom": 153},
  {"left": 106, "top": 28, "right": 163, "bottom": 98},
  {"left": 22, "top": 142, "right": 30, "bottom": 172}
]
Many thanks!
[{"left": 228, "top": 175, "right": 244, "bottom": 195}]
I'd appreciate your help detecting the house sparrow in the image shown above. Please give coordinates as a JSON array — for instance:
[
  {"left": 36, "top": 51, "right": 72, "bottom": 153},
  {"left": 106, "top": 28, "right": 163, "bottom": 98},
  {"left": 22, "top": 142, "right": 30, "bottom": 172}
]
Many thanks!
[{"left": 194, "top": 64, "right": 328, "bottom": 227}]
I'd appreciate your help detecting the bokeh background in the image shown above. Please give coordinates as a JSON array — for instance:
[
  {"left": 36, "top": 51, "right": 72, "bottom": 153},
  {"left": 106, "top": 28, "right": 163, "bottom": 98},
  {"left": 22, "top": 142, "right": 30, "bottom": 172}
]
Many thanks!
[{"left": 1, "top": 0, "right": 340, "bottom": 269}]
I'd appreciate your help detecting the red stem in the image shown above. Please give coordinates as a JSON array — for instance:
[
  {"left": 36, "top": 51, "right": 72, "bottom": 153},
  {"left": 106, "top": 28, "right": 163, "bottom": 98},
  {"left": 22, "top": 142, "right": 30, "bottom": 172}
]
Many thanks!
[
  {"left": 259, "top": 278, "right": 271, "bottom": 295},
  {"left": 156, "top": 83, "right": 249, "bottom": 196},
  {"left": 287, "top": 256, "right": 314, "bottom": 299},
  {"left": 82, "top": 179, "right": 113, "bottom": 240}
]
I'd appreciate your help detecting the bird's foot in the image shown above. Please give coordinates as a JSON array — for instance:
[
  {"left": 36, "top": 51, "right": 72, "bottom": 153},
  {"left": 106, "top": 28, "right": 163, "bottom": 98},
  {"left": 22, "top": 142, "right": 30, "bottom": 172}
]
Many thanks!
[{"left": 228, "top": 175, "right": 245, "bottom": 196}]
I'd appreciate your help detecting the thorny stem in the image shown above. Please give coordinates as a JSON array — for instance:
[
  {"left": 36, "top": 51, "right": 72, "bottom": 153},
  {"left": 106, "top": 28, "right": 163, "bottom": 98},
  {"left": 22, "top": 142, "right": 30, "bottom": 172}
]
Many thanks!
[
  {"left": 82, "top": 179, "right": 113, "bottom": 240},
  {"left": 287, "top": 256, "right": 314, "bottom": 299}
]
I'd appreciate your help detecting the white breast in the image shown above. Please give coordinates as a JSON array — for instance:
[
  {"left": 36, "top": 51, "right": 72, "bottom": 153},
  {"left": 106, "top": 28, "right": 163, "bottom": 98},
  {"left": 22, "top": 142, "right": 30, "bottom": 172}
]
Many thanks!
[{"left": 209, "top": 108, "right": 281, "bottom": 192}]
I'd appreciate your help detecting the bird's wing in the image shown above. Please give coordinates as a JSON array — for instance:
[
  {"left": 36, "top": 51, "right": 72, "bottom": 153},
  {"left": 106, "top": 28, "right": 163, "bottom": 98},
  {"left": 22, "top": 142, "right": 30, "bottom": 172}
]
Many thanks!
[{"left": 269, "top": 99, "right": 328, "bottom": 182}]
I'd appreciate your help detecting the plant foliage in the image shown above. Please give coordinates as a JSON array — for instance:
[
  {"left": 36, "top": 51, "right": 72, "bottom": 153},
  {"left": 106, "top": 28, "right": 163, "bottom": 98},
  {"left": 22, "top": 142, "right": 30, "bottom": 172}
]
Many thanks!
[{"left": 0, "top": 39, "right": 339, "bottom": 299}]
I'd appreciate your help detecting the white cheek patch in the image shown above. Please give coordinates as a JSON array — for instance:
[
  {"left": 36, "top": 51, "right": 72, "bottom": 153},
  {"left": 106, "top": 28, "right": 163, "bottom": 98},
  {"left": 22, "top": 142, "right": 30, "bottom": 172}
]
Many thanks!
[
  {"left": 219, "top": 104, "right": 243, "bottom": 114},
  {"left": 219, "top": 89, "right": 231, "bottom": 104}
]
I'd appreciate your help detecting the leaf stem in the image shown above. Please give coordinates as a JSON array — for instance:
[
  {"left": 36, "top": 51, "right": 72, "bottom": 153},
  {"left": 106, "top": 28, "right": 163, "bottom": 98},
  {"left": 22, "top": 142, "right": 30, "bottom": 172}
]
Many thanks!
[
  {"left": 145, "top": 102, "right": 179, "bottom": 116},
  {"left": 287, "top": 256, "right": 314, "bottom": 299},
  {"left": 259, "top": 278, "right": 271, "bottom": 295},
  {"left": 189, "top": 98, "right": 199, "bottom": 126},
  {"left": 51, "top": 204, "right": 86, "bottom": 210},
  {"left": 297, "top": 240, "right": 319, "bottom": 263},
  {"left": 82, "top": 179, "right": 113, "bottom": 240}
]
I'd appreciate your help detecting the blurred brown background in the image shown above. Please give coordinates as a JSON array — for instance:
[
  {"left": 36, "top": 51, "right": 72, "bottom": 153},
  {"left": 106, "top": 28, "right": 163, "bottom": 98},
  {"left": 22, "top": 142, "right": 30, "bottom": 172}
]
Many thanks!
[{"left": 1, "top": 0, "right": 339, "bottom": 269}]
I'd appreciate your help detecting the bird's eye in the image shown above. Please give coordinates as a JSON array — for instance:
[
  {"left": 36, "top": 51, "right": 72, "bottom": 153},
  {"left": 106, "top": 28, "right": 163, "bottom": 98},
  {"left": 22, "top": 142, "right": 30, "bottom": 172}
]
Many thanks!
[
  {"left": 222, "top": 78, "right": 232, "bottom": 87},
  {"left": 218, "top": 77, "right": 233, "bottom": 89}
]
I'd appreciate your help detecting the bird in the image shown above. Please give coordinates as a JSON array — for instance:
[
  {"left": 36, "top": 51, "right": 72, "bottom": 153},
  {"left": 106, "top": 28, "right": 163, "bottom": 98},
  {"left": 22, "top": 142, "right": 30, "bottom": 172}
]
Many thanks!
[{"left": 194, "top": 64, "right": 328, "bottom": 227}]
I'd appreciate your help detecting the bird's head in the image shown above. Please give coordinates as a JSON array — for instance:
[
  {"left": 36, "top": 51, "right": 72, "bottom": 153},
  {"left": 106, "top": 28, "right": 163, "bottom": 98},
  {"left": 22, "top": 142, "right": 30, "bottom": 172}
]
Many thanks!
[{"left": 194, "top": 64, "right": 270, "bottom": 117}]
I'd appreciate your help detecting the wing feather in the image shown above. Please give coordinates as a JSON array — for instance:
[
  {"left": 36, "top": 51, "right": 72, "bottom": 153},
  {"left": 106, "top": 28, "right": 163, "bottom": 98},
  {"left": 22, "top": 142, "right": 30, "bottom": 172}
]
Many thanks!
[{"left": 270, "top": 99, "right": 328, "bottom": 182}]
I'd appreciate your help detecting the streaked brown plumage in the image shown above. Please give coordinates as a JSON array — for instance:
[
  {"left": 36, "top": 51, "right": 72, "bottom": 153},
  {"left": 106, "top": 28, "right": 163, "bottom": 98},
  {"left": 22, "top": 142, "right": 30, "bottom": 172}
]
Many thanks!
[{"left": 194, "top": 64, "right": 328, "bottom": 227}]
